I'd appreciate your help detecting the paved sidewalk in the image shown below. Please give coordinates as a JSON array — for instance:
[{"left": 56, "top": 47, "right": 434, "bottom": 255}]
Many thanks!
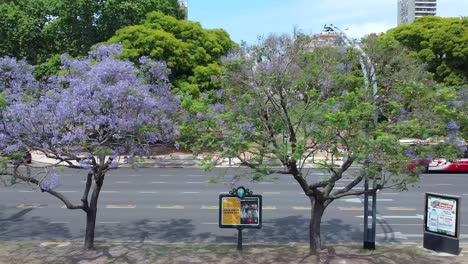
[{"left": 0, "top": 241, "right": 467, "bottom": 264}]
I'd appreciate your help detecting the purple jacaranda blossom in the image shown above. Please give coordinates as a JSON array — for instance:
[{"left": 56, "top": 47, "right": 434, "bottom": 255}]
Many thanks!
[
  {"left": 174, "top": 142, "right": 180, "bottom": 150},
  {"left": 210, "top": 103, "right": 224, "bottom": 112},
  {"left": 404, "top": 148, "right": 416, "bottom": 159},
  {"left": 215, "top": 89, "right": 224, "bottom": 97},
  {"left": 0, "top": 44, "right": 181, "bottom": 174},
  {"left": 41, "top": 172, "right": 61, "bottom": 190},
  {"left": 446, "top": 121, "right": 459, "bottom": 132},
  {"left": 196, "top": 113, "right": 204, "bottom": 119},
  {"left": 332, "top": 102, "right": 342, "bottom": 113},
  {"left": 238, "top": 123, "right": 255, "bottom": 136},
  {"left": 310, "top": 124, "right": 318, "bottom": 132}
]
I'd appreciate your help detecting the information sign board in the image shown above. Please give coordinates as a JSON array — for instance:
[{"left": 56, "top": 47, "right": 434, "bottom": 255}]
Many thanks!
[
  {"left": 425, "top": 192, "right": 460, "bottom": 238},
  {"left": 219, "top": 191, "right": 262, "bottom": 228}
]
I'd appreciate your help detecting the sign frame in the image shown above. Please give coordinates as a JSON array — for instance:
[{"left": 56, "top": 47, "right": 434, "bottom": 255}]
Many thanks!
[
  {"left": 218, "top": 188, "right": 262, "bottom": 229},
  {"left": 424, "top": 192, "right": 460, "bottom": 238}
]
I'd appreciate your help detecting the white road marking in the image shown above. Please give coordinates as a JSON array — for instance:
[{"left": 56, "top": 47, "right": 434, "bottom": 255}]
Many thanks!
[
  {"left": 101, "top": 190, "right": 120, "bottom": 193},
  {"left": 59, "top": 191, "right": 78, "bottom": 193},
  {"left": 49, "top": 221, "right": 68, "bottom": 224},
  {"left": 356, "top": 214, "right": 423, "bottom": 220},
  {"left": 185, "top": 181, "right": 205, "bottom": 184},
  {"left": 188, "top": 175, "right": 204, "bottom": 177},
  {"left": 151, "top": 181, "right": 167, "bottom": 184},
  {"left": 157, "top": 205, "right": 184, "bottom": 209},
  {"left": 139, "top": 191, "right": 158, "bottom": 194},
  {"left": 182, "top": 191, "right": 200, "bottom": 194},
  {"left": 98, "top": 222, "right": 120, "bottom": 224},
  {"left": 106, "top": 205, "right": 136, "bottom": 209},
  {"left": 435, "top": 184, "right": 452, "bottom": 186},
  {"left": 263, "top": 206, "right": 277, "bottom": 210},
  {"left": 201, "top": 205, "right": 218, "bottom": 210},
  {"left": 202, "top": 222, "right": 218, "bottom": 225},
  {"left": 258, "top": 182, "right": 274, "bottom": 185},
  {"left": 262, "top": 192, "right": 281, "bottom": 195},
  {"left": 380, "top": 193, "right": 399, "bottom": 195},
  {"left": 18, "top": 190, "right": 34, "bottom": 193},
  {"left": 116, "top": 181, "right": 131, "bottom": 184},
  {"left": 344, "top": 198, "right": 393, "bottom": 203},
  {"left": 159, "top": 174, "right": 173, "bottom": 177}
]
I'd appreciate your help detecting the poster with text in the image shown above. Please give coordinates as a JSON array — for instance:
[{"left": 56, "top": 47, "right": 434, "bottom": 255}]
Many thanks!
[
  {"left": 426, "top": 193, "right": 459, "bottom": 237},
  {"left": 219, "top": 195, "right": 262, "bottom": 228}
]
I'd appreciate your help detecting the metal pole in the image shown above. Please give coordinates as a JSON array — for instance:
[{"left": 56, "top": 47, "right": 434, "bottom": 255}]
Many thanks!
[
  {"left": 363, "top": 177, "right": 369, "bottom": 247},
  {"left": 371, "top": 178, "right": 377, "bottom": 249},
  {"left": 237, "top": 227, "right": 243, "bottom": 250},
  {"left": 324, "top": 24, "right": 379, "bottom": 250}
]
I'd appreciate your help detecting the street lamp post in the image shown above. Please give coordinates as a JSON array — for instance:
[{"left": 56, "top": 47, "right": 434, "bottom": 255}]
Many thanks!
[{"left": 323, "top": 24, "right": 379, "bottom": 250}]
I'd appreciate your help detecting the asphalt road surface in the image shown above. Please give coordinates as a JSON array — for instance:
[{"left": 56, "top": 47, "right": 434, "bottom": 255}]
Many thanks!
[{"left": 1, "top": 167, "right": 467, "bottom": 245}]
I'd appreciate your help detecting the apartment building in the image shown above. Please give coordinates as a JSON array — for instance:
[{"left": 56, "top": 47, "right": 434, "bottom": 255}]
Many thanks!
[{"left": 398, "top": 0, "right": 437, "bottom": 24}]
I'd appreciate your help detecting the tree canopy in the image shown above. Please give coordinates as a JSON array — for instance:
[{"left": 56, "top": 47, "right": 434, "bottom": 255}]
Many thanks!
[
  {"left": 198, "top": 33, "right": 464, "bottom": 253},
  {"left": 382, "top": 17, "right": 468, "bottom": 87},
  {"left": 0, "top": 0, "right": 186, "bottom": 67},
  {"left": 0, "top": 44, "right": 181, "bottom": 249},
  {"left": 107, "top": 12, "right": 237, "bottom": 96}
]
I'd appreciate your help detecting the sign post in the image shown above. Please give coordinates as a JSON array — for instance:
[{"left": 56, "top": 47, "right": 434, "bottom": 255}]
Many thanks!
[
  {"left": 423, "top": 192, "right": 461, "bottom": 255},
  {"left": 219, "top": 186, "right": 262, "bottom": 250}
]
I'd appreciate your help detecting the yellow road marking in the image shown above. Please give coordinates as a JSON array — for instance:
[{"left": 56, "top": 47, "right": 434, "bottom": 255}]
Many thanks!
[
  {"left": 17, "top": 204, "right": 46, "bottom": 208},
  {"left": 263, "top": 206, "right": 277, "bottom": 210},
  {"left": 105, "top": 205, "right": 136, "bottom": 209},
  {"left": 201, "top": 205, "right": 218, "bottom": 210},
  {"left": 292, "top": 206, "right": 311, "bottom": 210},
  {"left": 338, "top": 207, "right": 363, "bottom": 211},
  {"left": 157, "top": 205, "right": 185, "bottom": 209},
  {"left": 386, "top": 207, "right": 417, "bottom": 211}
]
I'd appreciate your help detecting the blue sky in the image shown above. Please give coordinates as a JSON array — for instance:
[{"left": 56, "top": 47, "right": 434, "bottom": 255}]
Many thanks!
[{"left": 188, "top": 0, "right": 468, "bottom": 44}]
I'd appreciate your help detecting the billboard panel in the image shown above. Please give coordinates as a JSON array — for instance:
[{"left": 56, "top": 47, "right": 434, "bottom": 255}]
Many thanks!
[{"left": 425, "top": 193, "right": 460, "bottom": 238}]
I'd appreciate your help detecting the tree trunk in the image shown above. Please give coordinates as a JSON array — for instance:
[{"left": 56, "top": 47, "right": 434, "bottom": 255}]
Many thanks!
[
  {"left": 309, "top": 198, "right": 326, "bottom": 254},
  {"left": 84, "top": 181, "right": 103, "bottom": 250}
]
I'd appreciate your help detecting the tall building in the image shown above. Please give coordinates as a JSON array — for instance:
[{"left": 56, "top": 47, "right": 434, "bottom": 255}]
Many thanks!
[
  {"left": 179, "top": 0, "right": 188, "bottom": 19},
  {"left": 398, "top": 0, "right": 437, "bottom": 25}
]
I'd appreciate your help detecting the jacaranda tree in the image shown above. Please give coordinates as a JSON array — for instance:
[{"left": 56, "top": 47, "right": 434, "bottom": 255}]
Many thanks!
[
  {"left": 202, "top": 33, "right": 464, "bottom": 253},
  {"left": 0, "top": 44, "right": 181, "bottom": 249}
]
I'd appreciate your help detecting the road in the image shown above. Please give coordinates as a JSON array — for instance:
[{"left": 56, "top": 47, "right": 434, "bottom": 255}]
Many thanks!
[{"left": 0, "top": 167, "right": 467, "bottom": 245}]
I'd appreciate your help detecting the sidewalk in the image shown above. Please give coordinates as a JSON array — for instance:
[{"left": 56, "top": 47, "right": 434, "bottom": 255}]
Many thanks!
[
  {"left": 0, "top": 241, "right": 466, "bottom": 264},
  {"left": 30, "top": 151, "right": 350, "bottom": 169}
]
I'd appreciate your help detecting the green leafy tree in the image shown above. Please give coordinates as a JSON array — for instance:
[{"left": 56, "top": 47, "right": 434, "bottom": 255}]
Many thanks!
[
  {"left": 382, "top": 17, "right": 468, "bottom": 86},
  {"left": 201, "top": 33, "right": 463, "bottom": 254},
  {"left": 107, "top": 12, "right": 237, "bottom": 96},
  {"left": 0, "top": 0, "right": 186, "bottom": 76}
]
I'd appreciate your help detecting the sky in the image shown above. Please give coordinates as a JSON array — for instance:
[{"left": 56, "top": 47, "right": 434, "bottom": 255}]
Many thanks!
[{"left": 188, "top": 0, "right": 468, "bottom": 44}]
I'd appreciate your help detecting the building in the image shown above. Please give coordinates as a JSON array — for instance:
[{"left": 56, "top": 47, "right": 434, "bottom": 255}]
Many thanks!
[
  {"left": 179, "top": 0, "right": 188, "bottom": 20},
  {"left": 398, "top": 0, "right": 437, "bottom": 25}
]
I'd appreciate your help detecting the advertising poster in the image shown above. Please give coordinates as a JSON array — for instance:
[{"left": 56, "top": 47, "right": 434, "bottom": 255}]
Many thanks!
[
  {"left": 240, "top": 197, "right": 259, "bottom": 225},
  {"left": 221, "top": 197, "right": 241, "bottom": 225},
  {"left": 219, "top": 195, "right": 261, "bottom": 228},
  {"left": 425, "top": 193, "right": 459, "bottom": 237}
]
